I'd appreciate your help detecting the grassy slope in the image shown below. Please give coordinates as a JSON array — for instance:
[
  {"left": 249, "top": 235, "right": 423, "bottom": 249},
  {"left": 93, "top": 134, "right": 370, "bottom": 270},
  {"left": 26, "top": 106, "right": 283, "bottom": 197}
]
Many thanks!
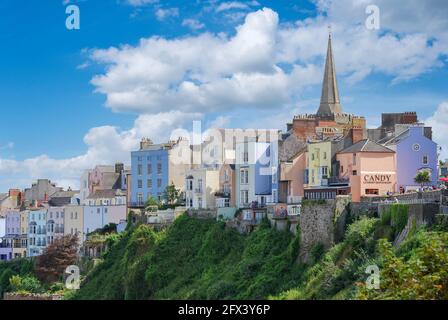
[{"left": 73, "top": 213, "right": 448, "bottom": 300}]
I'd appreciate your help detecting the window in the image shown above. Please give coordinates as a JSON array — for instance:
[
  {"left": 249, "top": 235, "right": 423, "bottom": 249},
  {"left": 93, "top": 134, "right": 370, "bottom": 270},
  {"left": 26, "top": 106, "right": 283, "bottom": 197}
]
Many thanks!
[
  {"left": 323, "top": 152, "right": 327, "bottom": 160},
  {"left": 321, "top": 166, "right": 328, "bottom": 177},
  {"left": 75, "top": 212, "right": 78, "bottom": 219},
  {"left": 97, "top": 208, "right": 100, "bottom": 214},
  {"left": 423, "top": 155, "right": 429, "bottom": 165},
  {"left": 198, "top": 179, "right": 203, "bottom": 192},
  {"left": 413, "top": 143, "right": 421, "bottom": 152},
  {"left": 147, "top": 164, "right": 152, "bottom": 175},
  {"left": 138, "top": 179, "right": 143, "bottom": 188},
  {"left": 198, "top": 197, "right": 203, "bottom": 208},
  {"left": 240, "top": 169, "right": 249, "bottom": 184},
  {"left": 243, "top": 152, "right": 249, "bottom": 163},
  {"left": 137, "top": 193, "right": 143, "bottom": 205},
  {"left": 352, "top": 170, "right": 358, "bottom": 176},
  {"left": 137, "top": 164, "right": 143, "bottom": 176},
  {"left": 353, "top": 154, "right": 357, "bottom": 165},
  {"left": 365, "top": 189, "right": 379, "bottom": 195},
  {"left": 340, "top": 166, "right": 344, "bottom": 174},
  {"left": 311, "top": 153, "right": 315, "bottom": 161},
  {"left": 157, "top": 163, "right": 162, "bottom": 174},
  {"left": 104, "top": 208, "right": 108, "bottom": 214},
  {"left": 241, "top": 190, "right": 249, "bottom": 205},
  {"left": 157, "top": 179, "right": 162, "bottom": 188},
  {"left": 147, "top": 179, "right": 153, "bottom": 188}
]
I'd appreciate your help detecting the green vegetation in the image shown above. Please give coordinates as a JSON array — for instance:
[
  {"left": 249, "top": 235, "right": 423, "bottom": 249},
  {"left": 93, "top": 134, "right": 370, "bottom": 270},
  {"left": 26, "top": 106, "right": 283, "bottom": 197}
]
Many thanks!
[
  {"left": 71, "top": 211, "right": 448, "bottom": 300},
  {"left": 0, "top": 259, "right": 34, "bottom": 297},
  {"left": 73, "top": 215, "right": 303, "bottom": 300},
  {"left": 9, "top": 274, "right": 45, "bottom": 294},
  {"left": 358, "top": 231, "right": 448, "bottom": 300},
  {"left": 380, "top": 204, "right": 409, "bottom": 236},
  {"left": 414, "top": 171, "right": 431, "bottom": 188},
  {"left": 2, "top": 205, "right": 446, "bottom": 301}
]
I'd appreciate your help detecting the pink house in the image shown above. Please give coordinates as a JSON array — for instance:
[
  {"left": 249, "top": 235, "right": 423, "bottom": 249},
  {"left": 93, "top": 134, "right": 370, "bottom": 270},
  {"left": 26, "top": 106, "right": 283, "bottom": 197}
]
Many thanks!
[
  {"left": 337, "top": 139, "right": 396, "bottom": 202},
  {"left": 279, "top": 148, "right": 307, "bottom": 203}
]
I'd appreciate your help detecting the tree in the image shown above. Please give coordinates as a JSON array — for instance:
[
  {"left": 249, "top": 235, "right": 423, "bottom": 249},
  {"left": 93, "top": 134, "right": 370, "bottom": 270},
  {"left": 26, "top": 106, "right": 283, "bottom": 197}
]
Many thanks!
[
  {"left": 163, "top": 183, "right": 180, "bottom": 205},
  {"left": 35, "top": 234, "right": 79, "bottom": 284},
  {"left": 414, "top": 171, "right": 431, "bottom": 189},
  {"left": 145, "top": 197, "right": 160, "bottom": 208}
]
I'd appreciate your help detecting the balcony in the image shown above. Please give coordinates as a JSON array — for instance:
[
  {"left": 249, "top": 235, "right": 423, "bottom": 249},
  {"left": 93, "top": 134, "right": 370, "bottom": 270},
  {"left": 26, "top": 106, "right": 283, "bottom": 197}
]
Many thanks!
[
  {"left": 250, "top": 201, "right": 266, "bottom": 209},
  {"left": 215, "top": 191, "right": 231, "bottom": 198},
  {"left": 129, "top": 201, "right": 145, "bottom": 208},
  {"left": 328, "top": 176, "right": 349, "bottom": 186}
]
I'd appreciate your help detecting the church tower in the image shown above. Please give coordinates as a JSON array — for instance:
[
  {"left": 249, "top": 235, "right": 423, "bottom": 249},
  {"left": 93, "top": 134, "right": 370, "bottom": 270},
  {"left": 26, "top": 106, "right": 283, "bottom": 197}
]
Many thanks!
[{"left": 317, "top": 32, "right": 343, "bottom": 117}]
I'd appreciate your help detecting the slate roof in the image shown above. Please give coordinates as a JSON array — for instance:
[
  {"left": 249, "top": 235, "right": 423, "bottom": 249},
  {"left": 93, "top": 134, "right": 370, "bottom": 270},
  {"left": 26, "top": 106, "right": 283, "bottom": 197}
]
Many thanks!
[
  {"left": 378, "top": 129, "right": 409, "bottom": 146},
  {"left": 87, "top": 189, "right": 125, "bottom": 199},
  {"left": 338, "top": 139, "right": 395, "bottom": 154},
  {"left": 49, "top": 190, "right": 79, "bottom": 198}
]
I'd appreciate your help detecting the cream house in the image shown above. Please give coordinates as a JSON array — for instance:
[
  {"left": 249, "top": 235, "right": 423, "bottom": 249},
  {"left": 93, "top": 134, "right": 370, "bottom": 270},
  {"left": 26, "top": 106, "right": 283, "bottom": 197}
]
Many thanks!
[{"left": 185, "top": 168, "right": 220, "bottom": 209}]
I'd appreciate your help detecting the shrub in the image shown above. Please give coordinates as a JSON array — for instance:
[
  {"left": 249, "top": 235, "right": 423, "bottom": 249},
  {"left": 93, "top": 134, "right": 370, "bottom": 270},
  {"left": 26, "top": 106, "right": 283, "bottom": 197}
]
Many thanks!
[{"left": 9, "top": 275, "right": 44, "bottom": 294}]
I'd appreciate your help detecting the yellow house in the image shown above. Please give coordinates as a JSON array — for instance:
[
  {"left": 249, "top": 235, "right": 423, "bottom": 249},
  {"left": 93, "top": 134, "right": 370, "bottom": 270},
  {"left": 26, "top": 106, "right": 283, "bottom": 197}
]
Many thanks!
[
  {"left": 307, "top": 141, "right": 332, "bottom": 187},
  {"left": 15, "top": 211, "right": 29, "bottom": 258},
  {"left": 64, "top": 205, "right": 84, "bottom": 244}
]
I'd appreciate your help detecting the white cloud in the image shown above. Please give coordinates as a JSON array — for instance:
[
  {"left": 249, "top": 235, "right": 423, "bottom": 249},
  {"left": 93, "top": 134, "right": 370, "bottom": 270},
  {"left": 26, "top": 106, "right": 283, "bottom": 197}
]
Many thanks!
[
  {"left": 155, "top": 7, "right": 179, "bottom": 21},
  {"left": 182, "top": 19, "right": 205, "bottom": 31},
  {"left": 89, "top": 6, "right": 447, "bottom": 117},
  {"left": 125, "top": 0, "right": 158, "bottom": 7},
  {"left": 216, "top": 1, "right": 250, "bottom": 12},
  {"left": 425, "top": 102, "right": 448, "bottom": 160},
  {"left": 0, "top": 111, "right": 201, "bottom": 191}
]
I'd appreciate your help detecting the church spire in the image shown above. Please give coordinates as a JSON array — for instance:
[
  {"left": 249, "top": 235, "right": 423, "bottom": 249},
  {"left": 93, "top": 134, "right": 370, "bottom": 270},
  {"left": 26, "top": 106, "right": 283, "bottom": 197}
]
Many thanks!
[{"left": 317, "top": 30, "right": 343, "bottom": 116}]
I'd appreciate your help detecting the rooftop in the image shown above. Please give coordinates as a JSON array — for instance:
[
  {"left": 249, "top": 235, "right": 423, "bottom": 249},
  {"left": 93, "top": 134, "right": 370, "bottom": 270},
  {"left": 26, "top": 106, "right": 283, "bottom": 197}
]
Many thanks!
[
  {"left": 87, "top": 189, "right": 126, "bottom": 200},
  {"left": 338, "top": 139, "right": 395, "bottom": 154}
]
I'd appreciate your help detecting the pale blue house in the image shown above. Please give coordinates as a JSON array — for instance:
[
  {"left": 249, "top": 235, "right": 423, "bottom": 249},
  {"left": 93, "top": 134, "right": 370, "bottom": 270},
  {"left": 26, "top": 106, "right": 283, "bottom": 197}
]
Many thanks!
[
  {"left": 384, "top": 126, "right": 438, "bottom": 192},
  {"left": 130, "top": 138, "right": 189, "bottom": 207},
  {"left": 27, "top": 209, "right": 47, "bottom": 257}
]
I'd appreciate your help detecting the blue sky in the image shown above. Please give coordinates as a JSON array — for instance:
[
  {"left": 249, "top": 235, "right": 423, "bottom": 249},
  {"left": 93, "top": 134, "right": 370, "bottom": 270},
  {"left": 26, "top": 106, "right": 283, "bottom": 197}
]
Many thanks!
[{"left": 0, "top": 0, "right": 447, "bottom": 191}]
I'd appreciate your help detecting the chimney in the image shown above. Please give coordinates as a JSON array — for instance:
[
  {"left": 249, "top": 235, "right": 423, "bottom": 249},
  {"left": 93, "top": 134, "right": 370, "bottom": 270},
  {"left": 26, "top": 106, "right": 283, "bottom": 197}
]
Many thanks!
[
  {"left": 140, "top": 137, "right": 154, "bottom": 150},
  {"left": 351, "top": 127, "right": 364, "bottom": 144}
]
